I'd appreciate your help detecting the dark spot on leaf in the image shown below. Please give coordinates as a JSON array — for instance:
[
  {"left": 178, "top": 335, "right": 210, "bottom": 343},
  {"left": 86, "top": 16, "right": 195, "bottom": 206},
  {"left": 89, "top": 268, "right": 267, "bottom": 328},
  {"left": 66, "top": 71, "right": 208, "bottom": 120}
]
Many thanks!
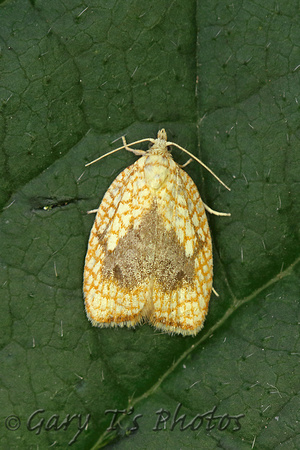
[
  {"left": 44, "top": 76, "right": 52, "bottom": 85},
  {"left": 31, "top": 197, "right": 80, "bottom": 212}
]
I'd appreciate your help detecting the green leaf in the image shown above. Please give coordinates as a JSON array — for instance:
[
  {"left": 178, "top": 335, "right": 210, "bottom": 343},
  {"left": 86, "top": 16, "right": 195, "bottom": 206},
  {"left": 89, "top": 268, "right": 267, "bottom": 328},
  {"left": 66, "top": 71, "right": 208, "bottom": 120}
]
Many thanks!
[{"left": 1, "top": 1, "right": 299, "bottom": 449}]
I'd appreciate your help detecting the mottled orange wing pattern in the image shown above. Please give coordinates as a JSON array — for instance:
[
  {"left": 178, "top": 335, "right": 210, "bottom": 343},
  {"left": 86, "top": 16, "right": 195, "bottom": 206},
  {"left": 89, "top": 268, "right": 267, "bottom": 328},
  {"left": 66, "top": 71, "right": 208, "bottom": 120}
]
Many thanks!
[
  {"left": 83, "top": 160, "right": 153, "bottom": 327},
  {"left": 150, "top": 164, "right": 212, "bottom": 335}
]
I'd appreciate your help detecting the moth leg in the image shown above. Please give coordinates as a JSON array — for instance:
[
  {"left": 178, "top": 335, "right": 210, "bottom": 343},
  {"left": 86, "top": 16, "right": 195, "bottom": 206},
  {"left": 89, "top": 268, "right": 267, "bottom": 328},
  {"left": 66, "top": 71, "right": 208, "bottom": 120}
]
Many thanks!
[
  {"left": 203, "top": 202, "right": 231, "bottom": 217},
  {"left": 179, "top": 158, "right": 193, "bottom": 168},
  {"left": 212, "top": 287, "right": 219, "bottom": 297},
  {"left": 122, "top": 136, "right": 147, "bottom": 156}
]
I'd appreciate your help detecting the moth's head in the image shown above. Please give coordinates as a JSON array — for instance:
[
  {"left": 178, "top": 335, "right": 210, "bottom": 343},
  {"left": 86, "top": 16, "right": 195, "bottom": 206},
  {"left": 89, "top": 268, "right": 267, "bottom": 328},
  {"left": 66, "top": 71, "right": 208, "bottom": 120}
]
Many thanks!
[
  {"left": 148, "top": 128, "right": 171, "bottom": 155},
  {"left": 157, "top": 128, "right": 167, "bottom": 141}
]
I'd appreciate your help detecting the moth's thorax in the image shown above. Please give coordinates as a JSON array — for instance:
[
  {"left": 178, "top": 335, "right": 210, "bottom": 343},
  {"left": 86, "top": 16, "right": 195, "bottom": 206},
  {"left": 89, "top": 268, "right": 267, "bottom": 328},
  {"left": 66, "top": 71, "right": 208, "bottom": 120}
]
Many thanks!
[
  {"left": 142, "top": 135, "right": 173, "bottom": 191},
  {"left": 143, "top": 151, "right": 173, "bottom": 191}
]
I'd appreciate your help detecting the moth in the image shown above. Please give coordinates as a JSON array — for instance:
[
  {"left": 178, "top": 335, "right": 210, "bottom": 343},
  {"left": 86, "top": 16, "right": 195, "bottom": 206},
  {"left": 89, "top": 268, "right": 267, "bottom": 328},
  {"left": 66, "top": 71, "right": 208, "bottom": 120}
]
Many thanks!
[{"left": 83, "top": 129, "right": 230, "bottom": 335}]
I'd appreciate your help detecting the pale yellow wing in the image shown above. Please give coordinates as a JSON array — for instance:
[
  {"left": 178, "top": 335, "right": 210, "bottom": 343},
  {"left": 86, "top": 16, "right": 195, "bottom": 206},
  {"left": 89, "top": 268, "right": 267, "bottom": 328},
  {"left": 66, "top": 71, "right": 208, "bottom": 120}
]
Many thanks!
[
  {"left": 83, "top": 157, "right": 155, "bottom": 327},
  {"left": 150, "top": 161, "right": 213, "bottom": 335}
]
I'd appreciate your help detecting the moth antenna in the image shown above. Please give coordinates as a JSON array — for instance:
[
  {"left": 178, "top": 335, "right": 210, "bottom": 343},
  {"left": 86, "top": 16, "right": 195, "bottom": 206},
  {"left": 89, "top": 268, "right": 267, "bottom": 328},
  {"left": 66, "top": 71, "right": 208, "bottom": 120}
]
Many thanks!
[
  {"left": 168, "top": 142, "right": 231, "bottom": 191},
  {"left": 85, "top": 137, "right": 155, "bottom": 167}
]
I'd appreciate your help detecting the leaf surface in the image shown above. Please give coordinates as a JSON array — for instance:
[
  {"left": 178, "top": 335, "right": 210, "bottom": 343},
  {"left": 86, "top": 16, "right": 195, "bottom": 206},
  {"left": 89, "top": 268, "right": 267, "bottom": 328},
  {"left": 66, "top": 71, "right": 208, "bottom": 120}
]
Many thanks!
[{"left": 0, "top": 1, "right": 299, "bottom": 449}]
